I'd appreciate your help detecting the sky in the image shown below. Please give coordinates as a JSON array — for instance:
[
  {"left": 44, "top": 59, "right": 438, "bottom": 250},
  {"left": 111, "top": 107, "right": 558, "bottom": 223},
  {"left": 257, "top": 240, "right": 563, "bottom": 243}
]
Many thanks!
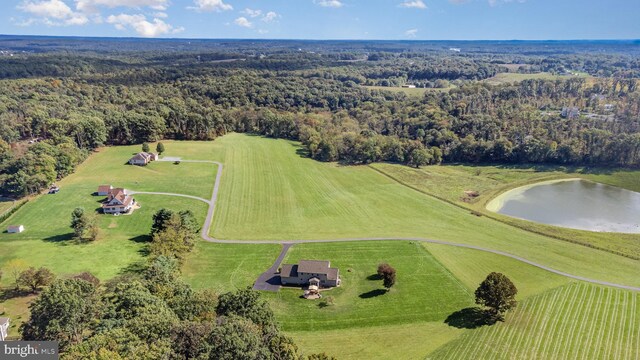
[{"left": 1, "top": 0, "right": 639, "bottom": 40}]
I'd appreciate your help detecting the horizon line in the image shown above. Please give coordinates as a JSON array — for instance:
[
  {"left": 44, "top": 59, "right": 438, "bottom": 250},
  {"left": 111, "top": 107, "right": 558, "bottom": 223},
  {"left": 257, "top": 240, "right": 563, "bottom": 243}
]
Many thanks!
[{"left": 0, "top": 33, "right": 639, "bottom": 43}]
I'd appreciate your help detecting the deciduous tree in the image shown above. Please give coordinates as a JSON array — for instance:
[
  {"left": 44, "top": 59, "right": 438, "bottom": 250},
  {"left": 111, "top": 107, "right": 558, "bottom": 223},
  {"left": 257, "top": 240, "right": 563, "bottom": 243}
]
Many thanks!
[{"left": 475, "top": 272, "right": 518, "bottom": 321}]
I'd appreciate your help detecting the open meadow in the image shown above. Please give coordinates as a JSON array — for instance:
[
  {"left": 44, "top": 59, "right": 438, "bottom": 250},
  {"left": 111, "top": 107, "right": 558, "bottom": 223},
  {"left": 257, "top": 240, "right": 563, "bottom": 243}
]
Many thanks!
[{"left": 2, "top": 133, "right": 639, "bottom": 358}]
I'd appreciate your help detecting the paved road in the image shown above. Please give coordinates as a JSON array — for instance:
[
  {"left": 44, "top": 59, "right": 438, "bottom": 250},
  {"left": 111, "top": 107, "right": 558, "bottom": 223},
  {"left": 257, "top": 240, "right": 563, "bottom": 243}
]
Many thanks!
[
  {"left": 252, "top": 243, "right": 294, "bottom": 291},
  {"left": 138, "top": 159, "right": 640, "bottom": 293}
]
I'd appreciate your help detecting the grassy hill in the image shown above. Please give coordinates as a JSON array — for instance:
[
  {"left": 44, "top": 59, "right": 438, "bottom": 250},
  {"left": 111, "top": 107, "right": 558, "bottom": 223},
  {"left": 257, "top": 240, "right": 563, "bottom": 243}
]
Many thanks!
[
  {"left": 207, "top": 134, "right": 640, "bottom": 288},
  {"left": 2, "top": 133, "right": 639, "bottom": 358}
]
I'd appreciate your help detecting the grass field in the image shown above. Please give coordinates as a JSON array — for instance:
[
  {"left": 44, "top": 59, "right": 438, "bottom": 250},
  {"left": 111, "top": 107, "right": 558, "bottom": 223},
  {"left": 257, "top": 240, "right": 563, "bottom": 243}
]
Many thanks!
[
  {"left": 484, "top": 72, "right": 589, "bottom": 85},
  {"left": 183, "top": 242, "right": 282, "bottom": 293},
  {"left": 209, "top": 134, "right": 640, "bottom": 288},
  {"left": 0, "top": 143, "right": 214, "bottom": 285},
  {"left": 265, "top": 241, "right": 474, "bottom": 332},
  {"left": 363, "top": 85, "right": 454, "bottom": 97},
  {"left": 370, "top": 162, "right": 640, "bottom": 259},
  {"left": 3, "top": 133, "right": 640, "bottom": 358},
  {"left": 431, "top": 282, "right": 640, "bottom": 360},
  {"left": 0, "top": 198, "right": 15, "bottom": 216}
]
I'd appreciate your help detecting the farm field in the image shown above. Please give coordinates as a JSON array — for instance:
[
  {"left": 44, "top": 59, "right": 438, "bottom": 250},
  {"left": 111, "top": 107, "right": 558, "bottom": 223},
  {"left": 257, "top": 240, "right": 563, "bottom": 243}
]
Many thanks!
[
  {"left": 370, "top": 162, "right": 640, "bottom": 259},
  {"left": 431, "top": 282, "right": 640, "bottom": 360},
  {"left": 483, "top": 71, "right": 589, "bottom": 85},
  {"left": 209, "top": 134, "right": 640, "bottom": 287}
]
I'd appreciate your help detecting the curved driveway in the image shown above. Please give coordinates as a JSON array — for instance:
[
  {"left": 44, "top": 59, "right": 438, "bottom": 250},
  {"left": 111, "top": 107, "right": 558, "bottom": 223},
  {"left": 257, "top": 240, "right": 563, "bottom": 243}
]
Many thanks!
[{"left": 140, "top": 158, "right": 640, "bottom": 292}]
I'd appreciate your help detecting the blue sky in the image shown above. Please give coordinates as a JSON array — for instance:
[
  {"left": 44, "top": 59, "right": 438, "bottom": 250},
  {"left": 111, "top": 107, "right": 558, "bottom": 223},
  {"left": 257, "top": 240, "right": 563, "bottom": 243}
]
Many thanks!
[{"left": 1, "top": 0, "right": 639, "bottom": 40}]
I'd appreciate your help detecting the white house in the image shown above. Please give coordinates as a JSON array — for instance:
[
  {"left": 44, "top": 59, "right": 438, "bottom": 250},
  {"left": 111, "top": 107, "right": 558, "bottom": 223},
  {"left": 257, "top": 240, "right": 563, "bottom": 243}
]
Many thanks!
[
  {"left": 101, "top": 188, "right": 135, "bottom": 214},
  {"left": 7, "top": 225, "right": 24, "bottom": 233},
  {"left": 0, "top": 317, "right": 9, "bottom": 340}
]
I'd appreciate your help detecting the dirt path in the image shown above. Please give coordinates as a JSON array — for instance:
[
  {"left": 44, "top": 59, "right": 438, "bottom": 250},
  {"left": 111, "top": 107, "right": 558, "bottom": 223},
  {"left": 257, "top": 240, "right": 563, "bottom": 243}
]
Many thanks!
[{"left": 143, "top": 159, "right": 640, "bottom": 293}]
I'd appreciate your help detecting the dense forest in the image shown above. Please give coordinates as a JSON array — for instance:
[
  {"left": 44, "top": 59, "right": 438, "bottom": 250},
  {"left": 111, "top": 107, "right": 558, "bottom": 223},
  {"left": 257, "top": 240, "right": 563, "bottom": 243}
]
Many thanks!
[{"left": 1, "top": 37, "right": 639, "bottom": 198}]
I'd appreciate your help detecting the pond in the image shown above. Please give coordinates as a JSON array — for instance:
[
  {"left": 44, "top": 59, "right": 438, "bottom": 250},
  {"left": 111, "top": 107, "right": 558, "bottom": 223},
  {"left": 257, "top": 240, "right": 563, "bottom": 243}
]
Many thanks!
[{"left": 486, "top": 179, "right": 640, "bottom": 233}]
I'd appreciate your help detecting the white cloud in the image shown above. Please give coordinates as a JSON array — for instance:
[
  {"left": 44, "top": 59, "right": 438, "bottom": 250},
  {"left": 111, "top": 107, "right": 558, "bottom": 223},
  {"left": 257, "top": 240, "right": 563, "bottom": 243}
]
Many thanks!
[
  {"left": 262, "top": 11, "right": 279, "bottom": 22},
  {"left": 153, "top": 11, "right": 168, "bottom": 18},
  {"left": 188, "top": 0, "right": 232, "bottom": 12},
  {"left": 233, "top": 16, "right": 252, "bottom": 28},
  {"left": 257, "top": 29, "right": 268, "bottom": 34},
  {"left": 405, "top": 28, "right": 418, "bottom": 38},
  {"left": 241, "top": 8, "right": 262, "bottom": 17},
  {"left": 315, "top": 0, "right": 343, "bottom": 8},
  {"left": 76, "top": 0, "right": 169, "bottom": 13},
  {"left": 488, "top": 0, "right": 525, "bottom": 6},
  {"left": 107, "top": 13, "right": 183, "bottom": 37},
  {"left": 399, "top": 0, "right": 427, "bottom": 9},
  {"left": 18, "top": 0, "right": 89, "bottom": 26}
]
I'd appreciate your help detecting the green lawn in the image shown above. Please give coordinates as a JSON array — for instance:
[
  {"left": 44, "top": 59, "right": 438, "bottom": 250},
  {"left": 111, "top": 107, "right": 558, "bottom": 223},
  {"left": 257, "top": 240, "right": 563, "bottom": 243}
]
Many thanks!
[
  {"left": 0, "top": 143, "right": 215, "bottom": 285},
  {"left": 289, "top": 322, "right": 464, "bottom": 360},
  {"left": 209, "top": 134, "right": 640, "bottom": 288},
  {"left": 431, "top": 282, "right": 640, "bottom": 360},
  {"left": 265, "top": 241, "right": 474, "bottom": 332},
  {"left": 183, "top": 242, "right": 282, "bottom": 293}
]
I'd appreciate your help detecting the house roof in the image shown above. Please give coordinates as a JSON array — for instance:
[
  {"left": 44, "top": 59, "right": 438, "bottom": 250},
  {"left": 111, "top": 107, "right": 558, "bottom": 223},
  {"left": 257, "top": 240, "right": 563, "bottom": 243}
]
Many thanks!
[
  {"left": 0, "top": 317, "right": 8, "bottom": 326},
  {"left": 103, "top": 195, "right": 133, "bottom": 208},
  {"left": 130, "top": 153, "right": 150, "bottom": 162},
  {"left": 326, "top": 268, "right": 339, "bottom": 281},
  {"left": 280, "top": 264, "right": 298, "bottom": 278},
  {"left": 97, "top": 185, "right": 112, "bottom": 193},
  {"left": 298, "top": 260, "right": 331, "bottom": 274}
]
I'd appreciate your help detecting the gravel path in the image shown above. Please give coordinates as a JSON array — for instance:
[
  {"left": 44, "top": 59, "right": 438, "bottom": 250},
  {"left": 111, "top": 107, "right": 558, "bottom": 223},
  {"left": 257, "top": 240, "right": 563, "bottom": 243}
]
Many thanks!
[{"left": 139, "top": 159, "right": 640, "bottom": 293}]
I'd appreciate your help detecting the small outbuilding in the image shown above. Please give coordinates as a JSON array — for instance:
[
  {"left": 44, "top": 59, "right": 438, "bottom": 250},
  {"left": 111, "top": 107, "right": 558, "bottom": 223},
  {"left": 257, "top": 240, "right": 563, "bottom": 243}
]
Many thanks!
[
  {"left": 97, "top": 185, "right": 113, "bottom": 196},
  {"left": 0, "top": 317, "right": 9, "bottom": 341},
  {"left": 7, "top": 225, "right": 24, "bottom": 233}
]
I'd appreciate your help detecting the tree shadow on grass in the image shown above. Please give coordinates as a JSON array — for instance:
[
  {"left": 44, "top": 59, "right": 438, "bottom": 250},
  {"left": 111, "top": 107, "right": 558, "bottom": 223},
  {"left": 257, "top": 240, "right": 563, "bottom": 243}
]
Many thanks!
[
  {"left": 359, "top": 289, "right": 387, "bottom": 299},
  {"left": 366, "top": 274, "right": 382, "bottom": 281},
  {"left": 445, "top": 307, "right": 497, "bottom": 329},
  {"left": 118, "top": 260, "right": 148, "bottom": 276},
  {"left": 0, "top": 288, "right": 33, "bottom": 302},
  {"left": 43, "top": 233, "right": 74, "bottom": 244},
  {"left": 129, "top": 234, "right": 151, "bottom": 243}
]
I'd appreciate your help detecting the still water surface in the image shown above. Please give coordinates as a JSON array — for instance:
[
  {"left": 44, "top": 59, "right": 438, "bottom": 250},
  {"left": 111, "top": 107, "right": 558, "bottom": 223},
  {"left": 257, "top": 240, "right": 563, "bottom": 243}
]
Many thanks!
[{"left": 487, "top": 179, "right": 640, "bottom": 233}]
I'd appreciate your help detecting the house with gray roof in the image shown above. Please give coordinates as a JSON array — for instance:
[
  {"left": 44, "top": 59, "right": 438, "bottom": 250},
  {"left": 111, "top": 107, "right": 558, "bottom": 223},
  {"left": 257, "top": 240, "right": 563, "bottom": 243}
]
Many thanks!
[{"left": 280, "top": 260, "right": 341, "bottom": 288}]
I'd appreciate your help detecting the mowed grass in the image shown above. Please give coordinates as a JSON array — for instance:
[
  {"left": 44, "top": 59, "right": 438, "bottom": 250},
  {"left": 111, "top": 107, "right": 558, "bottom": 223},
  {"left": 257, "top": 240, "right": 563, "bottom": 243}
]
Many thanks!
[
  {"left": 210, "top": 134, "right": 640, "bottom": 288},
  {"left": 0, "top": 143, "right": 215, "bottom": 285},
  {"left": 0, "top": 198, "right": 15, "bottom": 215},
  {"left": 371, "top": 163, "right": 640, "bottom": 259},
  {"left": 183, "top": 242, "right": 282, "bottom": 293},
  {"left": 424, "top": 243, "right": 570, "bottom": 299},
  {"left": 290, "top": 322, "right": 464, "bottom": 360},
  {"left": 266, "top": 241, "right": 475, "bottom": 332},
  {"left": 431, "top": 282, "right": 640, "bottom": 360}
]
